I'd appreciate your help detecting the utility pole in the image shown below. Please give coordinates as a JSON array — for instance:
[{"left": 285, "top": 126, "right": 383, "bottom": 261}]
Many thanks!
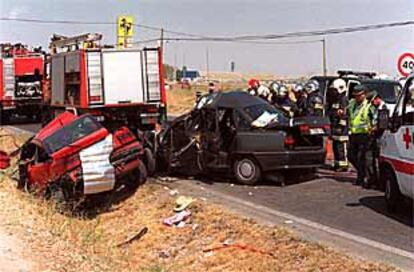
[
  {"left": 206, "top": 47, "right": 210, "bottom": 81},
  {"left": 322, "top": 38, "right": 327, "bottom": 76},
  {"left": 160, "top": 28, "right": 164, "bottom": 54}
]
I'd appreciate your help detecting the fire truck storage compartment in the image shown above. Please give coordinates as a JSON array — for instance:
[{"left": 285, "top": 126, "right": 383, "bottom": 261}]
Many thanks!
[
  {"left": 50, "top": 48, "right": 162, "bottom": 107},
  {"left": 101, "top": 50, "right": 144, "bottom": 105},
  {"left": 51, "top": 54, "right": 66, "bottom": 105}
]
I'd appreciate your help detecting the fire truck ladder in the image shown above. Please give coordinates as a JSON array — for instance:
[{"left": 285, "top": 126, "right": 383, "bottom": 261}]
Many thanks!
[
  {"left": 49, "top": 33, "right": 103, "bottom": 54},
  {"left": 2, "top": 58, "right": 15, "bottom": 97}
]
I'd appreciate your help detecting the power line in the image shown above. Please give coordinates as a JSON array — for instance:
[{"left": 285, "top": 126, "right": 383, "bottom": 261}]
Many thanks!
[
  {"left": 164, "top": 37, "right": 324, "bottom": 45},
  {"left": 164, "top": 20, "right": 414, "bottom": 42},
  {"left": 0, "top": 17, "right": 207, "bottom": 38},
  {"left": 1, "top": 17, "right": 413, "bottom": 42}
]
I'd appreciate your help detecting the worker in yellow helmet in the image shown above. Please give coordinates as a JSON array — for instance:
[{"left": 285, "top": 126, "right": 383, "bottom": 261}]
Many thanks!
[{"left": 347, "top": 84, "right": 376, "bottom": 187}]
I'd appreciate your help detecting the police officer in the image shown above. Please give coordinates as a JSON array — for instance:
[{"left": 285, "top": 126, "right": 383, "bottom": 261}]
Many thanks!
[
  {"left": 365, "top": 90, "right": 387, "bottom": 188},
  {"left": 272, "top": 84, "right": 299, "bottom": 117},
  {"left": 327, "top": 79, "right": 349, "bottom": 171},
  {"left": 347, "top": 85, "right": 376, "bottom": 187},
  {"left": 292, "top": 83, "right": 307, "bottom": 116},
  {"left": 304, "top": 80, "right": 324, "bottom": 116}
]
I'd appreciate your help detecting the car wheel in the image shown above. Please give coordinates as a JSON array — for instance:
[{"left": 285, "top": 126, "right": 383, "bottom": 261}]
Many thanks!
[
  {"left": 233, "top": 157, "right": 261, "bottom": 185},
  {"left": 136, "top": 162, "right": 148, "bottom": 185},
  {"left": 384, "top": 169, "right": 401, "bottom": 212},
  {"left": 144, "top": 148, "right": 156, "bottom": 176}
]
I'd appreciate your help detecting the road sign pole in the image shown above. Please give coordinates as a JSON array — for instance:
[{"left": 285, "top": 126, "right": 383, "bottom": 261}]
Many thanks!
[{"left": 322, "top": 38, "right": 327, "bottom": 77}]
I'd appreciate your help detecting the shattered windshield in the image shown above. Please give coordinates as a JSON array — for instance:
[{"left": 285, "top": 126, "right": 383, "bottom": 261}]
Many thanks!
[
  {"left": 244, "top": 104, "right": 287, "bottom": 128},
  {"left": 43, "top": 116, "right": 102, "bottom": 153},
  {"left": 195, "top": 93, "right": 217, "bottom": 109}
]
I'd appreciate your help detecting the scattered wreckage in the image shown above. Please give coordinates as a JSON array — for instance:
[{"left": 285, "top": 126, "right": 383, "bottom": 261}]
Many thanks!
[
  {"left": 157, "top": 91, "right": 330, "bottom": 185},
  {"left": 17, "top": 112, "right": 147, "bottom": 200}
]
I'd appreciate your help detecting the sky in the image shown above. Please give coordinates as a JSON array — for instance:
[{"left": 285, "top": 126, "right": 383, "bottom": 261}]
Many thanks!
[{"left": 0, "top": 0, "right": 413, "bottom": 77}]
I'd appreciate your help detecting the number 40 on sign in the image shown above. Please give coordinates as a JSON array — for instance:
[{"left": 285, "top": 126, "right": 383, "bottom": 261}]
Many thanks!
[{"left": 397, "top": 52, "right": 414, "bottom": 77}]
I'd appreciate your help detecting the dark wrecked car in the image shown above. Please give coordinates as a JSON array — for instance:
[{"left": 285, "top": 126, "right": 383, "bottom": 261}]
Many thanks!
[
  {"left": 157, "top": 91, "right": 330, "bottom": 185},
  {"left": 18, "top": 112, "right": 147, "bottom": 200}
]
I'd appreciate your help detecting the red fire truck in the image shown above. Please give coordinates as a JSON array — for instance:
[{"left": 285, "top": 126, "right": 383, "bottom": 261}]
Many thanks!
[
  {"left": 0, "top": 43, "right": 45, "bottom": 125},
  {"left": 43, "top": 33, "right": 167, "bottom": 132}
]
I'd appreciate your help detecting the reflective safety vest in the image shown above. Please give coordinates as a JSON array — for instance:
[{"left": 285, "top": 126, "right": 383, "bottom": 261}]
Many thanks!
[{"left": 349, "top": 99, "right": 371, "bottom": 134}]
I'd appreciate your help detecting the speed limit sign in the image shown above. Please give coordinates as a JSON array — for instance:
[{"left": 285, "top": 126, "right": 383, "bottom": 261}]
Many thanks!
[{"left": 397, "top": 52, "right": 414, "bottom": 77}]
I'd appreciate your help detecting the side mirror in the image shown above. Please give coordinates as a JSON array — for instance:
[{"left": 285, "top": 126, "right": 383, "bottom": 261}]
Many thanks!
[{"left": 378, "top": 109, "right": 389, "bottom": 130}]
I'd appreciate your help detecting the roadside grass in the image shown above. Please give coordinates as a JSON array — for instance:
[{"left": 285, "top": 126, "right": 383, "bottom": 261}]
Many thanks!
[
  {"left": 166, "top": 81, "right": 246, "bottom": 115},
  {"left": 0, "top": 130, "right": 400, "bottom": 272}
]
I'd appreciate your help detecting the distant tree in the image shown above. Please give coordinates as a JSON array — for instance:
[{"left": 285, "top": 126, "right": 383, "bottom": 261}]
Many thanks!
[{"left": 163, "top": 64, "right": 176, "bottom": 81}]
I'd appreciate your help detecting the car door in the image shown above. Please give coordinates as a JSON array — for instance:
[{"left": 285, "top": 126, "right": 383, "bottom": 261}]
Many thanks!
[
  {"left": 27, "top": 145, "right": 52, "bottom": 188},
  {"left": 200, "top": 109, "right": 220, "bottom": 166},
  {"left": 386, "top": 77, "right": 414, "bottom": 198}
]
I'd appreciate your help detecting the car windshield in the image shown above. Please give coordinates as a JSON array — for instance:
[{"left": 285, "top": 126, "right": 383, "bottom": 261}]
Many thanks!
[
  {"left": 43, "top": 116, "right": 102, "bottom": 153},
  {"left": 244, "top": 103, "right": 287, "bottom": 127},
  {"left": 362, "top": 81, "right": 401, "bottom": 104}
]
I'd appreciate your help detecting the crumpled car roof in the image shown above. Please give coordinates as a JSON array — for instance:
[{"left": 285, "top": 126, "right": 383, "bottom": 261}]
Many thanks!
[
  {"left": 202, "top": 91, "right": 267, "bottom": 109},
  {"left": 34, "top": 112, "right": 78, "bottom": 142}
]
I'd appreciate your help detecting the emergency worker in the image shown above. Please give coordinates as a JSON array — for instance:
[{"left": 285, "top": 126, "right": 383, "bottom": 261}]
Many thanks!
[
  {"left": 347, "top": 85, "right": 376, "bottom": 187},
  {"left": 365, "top": 90, "right": 387, "bottom": 187},
  {"left": 327, "top": 79, "right": 349, "bottom": 171},
  {"left": 272, "top": 84, "right": 299, "bottom": 117},
  {"left": 257, "top": 85, "right": 271, "bottom": 101},
  {"left": 292, "top": 83, "right": 307, "bottom": 116},
  {"left": 269, "top": 81, "right": 281, "bottom": 103},
  {"left": 247, "top": 79, "right": 260, "bottom": 96},
  {"left": 208, "top": 82, "right": 216, "bottom": 94},
  {"left": 304, "top": 80, "right": 324, "bottom": 116}
]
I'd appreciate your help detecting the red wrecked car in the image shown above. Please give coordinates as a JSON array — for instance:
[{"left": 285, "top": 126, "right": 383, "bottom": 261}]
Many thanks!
[{"left": 18, "top": 112, "right": 147, "bottom": 200}]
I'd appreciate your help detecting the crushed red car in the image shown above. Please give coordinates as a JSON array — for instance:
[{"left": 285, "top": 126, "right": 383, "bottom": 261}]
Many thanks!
[{"left": 18, "top": 112, "right": 147, "bottom": 200}]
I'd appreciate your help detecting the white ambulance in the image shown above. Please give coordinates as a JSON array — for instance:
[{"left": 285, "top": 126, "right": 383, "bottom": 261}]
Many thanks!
[{"left": 379, "top": 73, "right": 414, "bottom": 211}]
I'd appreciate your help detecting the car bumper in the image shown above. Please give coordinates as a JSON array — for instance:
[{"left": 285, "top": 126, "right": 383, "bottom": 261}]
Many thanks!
[{"left": 249, "top": 149, "right": 326, "bottom": 171}]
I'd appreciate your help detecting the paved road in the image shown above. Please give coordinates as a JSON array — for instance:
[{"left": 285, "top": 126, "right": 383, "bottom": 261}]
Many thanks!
[
  {"left": 2, "top": 120, "right": 40, "bottom": 134},
  {"left": 191, "top": 171, "right": 414, "bottom": 253},
  {"left": 6, "top": 122, "right": 414, "bottom": 254}
]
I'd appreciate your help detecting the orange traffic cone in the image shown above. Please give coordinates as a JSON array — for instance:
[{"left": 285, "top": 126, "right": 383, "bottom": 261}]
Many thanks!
[{"left": 326, "top": 138, "right": 334, "bottom": 161}]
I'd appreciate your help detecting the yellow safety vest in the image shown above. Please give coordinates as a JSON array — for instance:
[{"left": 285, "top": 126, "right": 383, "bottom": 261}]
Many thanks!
[{"left": 349, "top": 99, "right": 371, "bottom": 134}]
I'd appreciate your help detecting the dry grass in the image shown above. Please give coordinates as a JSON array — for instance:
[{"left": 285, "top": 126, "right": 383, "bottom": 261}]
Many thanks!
[
  {"left": 166, "top": 81, "right": 246, "bottom": 115},
  {"left": 0, "top": 131, "right": 399, "bottom": 272}
]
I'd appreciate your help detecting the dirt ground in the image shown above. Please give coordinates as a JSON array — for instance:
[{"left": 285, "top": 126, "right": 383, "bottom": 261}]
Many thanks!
[{"left": 0, "top": 130, "right": 400, "bottom": 272}]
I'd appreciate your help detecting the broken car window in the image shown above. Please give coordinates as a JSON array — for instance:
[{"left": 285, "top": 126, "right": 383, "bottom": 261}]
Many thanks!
[
  {"left": 244, "top": 104, "right": 287, "bottom": 127},
  {"left": 43, "top": 116, "right": 102, "bottom": 153}
]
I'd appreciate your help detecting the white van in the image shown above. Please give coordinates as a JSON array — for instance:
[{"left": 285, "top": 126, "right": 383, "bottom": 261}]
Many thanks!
[{"left": 379, "top": 73, "right": 414, "bottom": 210}]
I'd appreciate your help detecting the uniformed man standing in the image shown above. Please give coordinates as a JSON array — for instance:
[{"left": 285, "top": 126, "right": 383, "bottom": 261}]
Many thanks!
[
  {"left": 347, "top": 85, "right": 376, "bottom": 187},
  {"left": 365, "top": 91, "right": 387, "bottom": 188},
  {"left": 304, "top": 80, "right": 324, "bottom": 117},
  {"left": 327, "top": 79, "right": 349, "bottom": 171}
]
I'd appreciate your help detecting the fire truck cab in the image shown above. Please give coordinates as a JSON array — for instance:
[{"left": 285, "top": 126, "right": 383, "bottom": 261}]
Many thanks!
[
  {"left": 0, "top": 43, "right": 45, "bottom": 124},
  {"left": 43, "top": 33, "right": 166, "bottom": 132},
  {"left": 379, "top": 72, "right": 414, "bottom": 211}
]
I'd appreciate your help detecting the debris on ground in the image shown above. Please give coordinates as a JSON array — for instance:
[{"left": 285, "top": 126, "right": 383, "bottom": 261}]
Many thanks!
[
  {"left": 116, "top": 227, "right": 148, "bottom": 248},
  {"left": 163, "top": 210, "right": 192, "bottom": 227},
  {"left": 174, "top": 196, "right": 194, "bottom": 212}
]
